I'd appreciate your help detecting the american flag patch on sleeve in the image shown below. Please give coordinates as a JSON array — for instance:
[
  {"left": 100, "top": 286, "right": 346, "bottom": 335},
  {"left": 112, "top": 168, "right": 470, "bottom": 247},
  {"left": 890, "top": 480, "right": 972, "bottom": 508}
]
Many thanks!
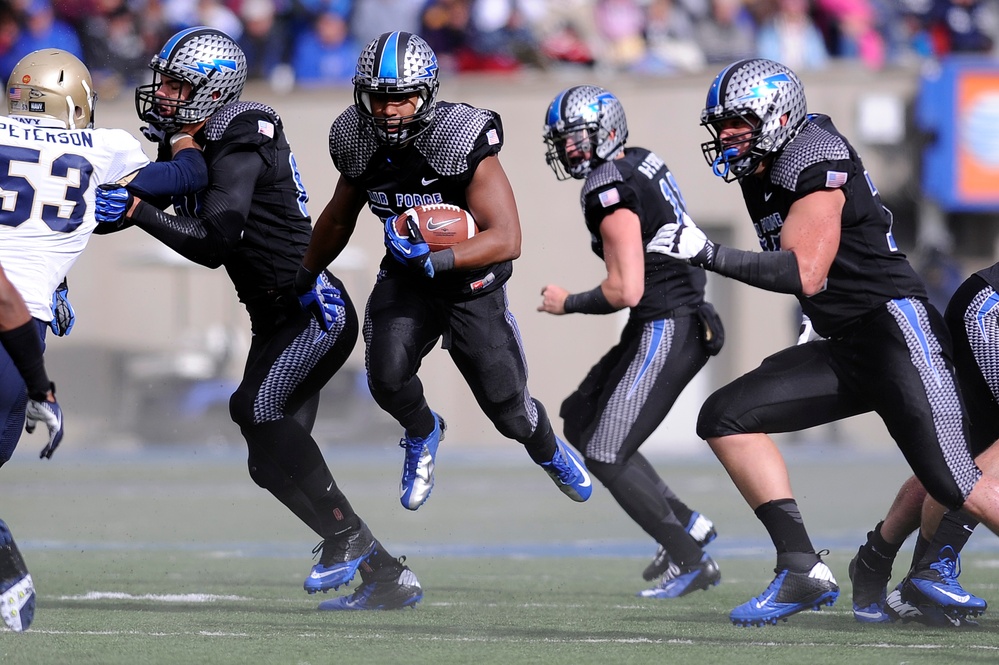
[
  {"left": 486, "top": 129, "right": 499, "bottom": 145},
  {"left": 599, "top": 188, "right": 621, "bottom": 207},
  {"left": 825, "top": 171, "right": 848, "bottom": 188},
  {"left": 258, "top": 120, "right": 274, "bottom": 138}
]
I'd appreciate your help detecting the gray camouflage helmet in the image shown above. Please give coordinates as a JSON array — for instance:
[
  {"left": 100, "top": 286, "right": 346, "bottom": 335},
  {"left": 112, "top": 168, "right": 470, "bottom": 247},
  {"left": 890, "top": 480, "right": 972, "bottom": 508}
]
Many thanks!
[
  {"left": 542, "top": 85, "right": 628, "bottom": 180},
  {"left": 699, "top": 58, "right": 807, "bottom": 181},
  {"left": 135, "top": 26, "right": 247, "bottom": 133},
  {"left": 352, "top": 31, "right": 440, "bottom": 146}
]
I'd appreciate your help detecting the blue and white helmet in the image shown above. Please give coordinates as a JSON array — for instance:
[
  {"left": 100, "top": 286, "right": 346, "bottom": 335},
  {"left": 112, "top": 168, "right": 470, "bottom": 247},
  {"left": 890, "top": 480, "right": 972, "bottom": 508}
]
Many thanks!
[
  {"left": 135, "top": 26, "right": 247, "bottom": 133},
  {"left": 352, "top": 31, "right": 439, "bottom": 146},
  {"left": 700, "top": 58, "right": 807, "bottom": 181},
  {"left": 542, "top": 85, "right": 628, "bottom": 180}
]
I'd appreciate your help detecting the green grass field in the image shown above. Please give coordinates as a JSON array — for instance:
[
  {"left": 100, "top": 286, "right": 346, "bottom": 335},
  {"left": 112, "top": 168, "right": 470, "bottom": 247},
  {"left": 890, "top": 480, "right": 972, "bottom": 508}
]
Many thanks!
[{"left": 1, "top": 443, "right": 997, "bottom": 664}]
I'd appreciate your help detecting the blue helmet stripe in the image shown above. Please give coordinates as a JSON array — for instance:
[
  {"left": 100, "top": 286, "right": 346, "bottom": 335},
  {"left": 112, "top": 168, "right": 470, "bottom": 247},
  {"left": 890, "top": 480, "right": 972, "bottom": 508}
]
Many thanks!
[
  {"left": 706, "top": 60, "right": 745, "bottom": 109},
  {"left": 377, "top": 31, "right": 401, "bottom": 81},
  {"left": 547, "top": 89, "right": 569, "bottom": 126},
  {"left": 159, "top": 26, "right": 204, "bottom": 59}
]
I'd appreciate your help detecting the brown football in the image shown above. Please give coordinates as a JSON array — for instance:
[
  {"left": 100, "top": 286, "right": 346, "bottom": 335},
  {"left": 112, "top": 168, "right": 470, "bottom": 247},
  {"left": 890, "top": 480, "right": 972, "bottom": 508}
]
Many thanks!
[{"left": 396, "top": 203, "right": 478, "bottom": 252}]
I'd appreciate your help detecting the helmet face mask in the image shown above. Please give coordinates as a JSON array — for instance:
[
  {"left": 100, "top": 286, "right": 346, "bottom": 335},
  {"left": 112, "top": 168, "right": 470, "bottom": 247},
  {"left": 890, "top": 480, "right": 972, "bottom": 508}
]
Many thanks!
[
  {"left": 352, "top": 31, "right": 439, "bottom": 146},
  {"left": 699, "top": 58, "right": 807, "bottom": 182},
  {"left": 543, "top": 85, "right": 628, "bottom": 181},
  {"left": 135, "top": 27, "right": 247, "bottom": 133},
  {"left": 7, "top": 49, "right": 97, "bottom": 129}
]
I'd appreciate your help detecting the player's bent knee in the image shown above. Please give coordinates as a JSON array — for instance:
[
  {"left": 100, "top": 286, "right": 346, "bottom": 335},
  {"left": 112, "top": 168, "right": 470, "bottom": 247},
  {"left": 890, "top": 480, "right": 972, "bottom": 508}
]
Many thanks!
[
  {"left": 696, "top": 390, "right": 746, "bottom": 439},
  {"left": 492, "top": 413, "right": 534, "bottom": 441},
  {"left": 228, "top": 390, "right": 254, "bottom": 429}
]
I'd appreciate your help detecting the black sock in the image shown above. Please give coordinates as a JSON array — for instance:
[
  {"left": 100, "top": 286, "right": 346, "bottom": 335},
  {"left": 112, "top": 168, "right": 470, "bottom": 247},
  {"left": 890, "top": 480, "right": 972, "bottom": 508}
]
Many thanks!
[
  {"left": 862, "top": 521, "right": 900, "bottom": 571},
  {"left": 359, "top": 540, "right": 403, "bottom": 583},
  {"left": 755, "top": 499, "right": 817, "bottom": 571},
  {"left": 522, "top": 399, "right": 558, "bottom": 464},
  {"left": 915, "top": 510, "right": 977, "bottom": 571}
]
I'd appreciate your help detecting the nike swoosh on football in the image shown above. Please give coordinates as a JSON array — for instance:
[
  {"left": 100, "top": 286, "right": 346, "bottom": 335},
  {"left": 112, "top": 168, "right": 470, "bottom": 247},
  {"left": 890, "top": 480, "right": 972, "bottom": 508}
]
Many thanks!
[
  {"left": 421, "top": 177, "right": 438, "bottom": 186},
  {"left": 932, "top": 586, "right": 971, "bottom": 603},
  {"left": 426, "top": 216, "right": 463, "bottom": 231}
]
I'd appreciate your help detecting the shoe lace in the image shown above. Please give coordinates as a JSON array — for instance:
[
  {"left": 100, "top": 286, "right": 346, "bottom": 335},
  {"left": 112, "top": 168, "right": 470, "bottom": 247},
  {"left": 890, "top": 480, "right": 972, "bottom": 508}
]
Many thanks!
[
  {"left": 399, "top": 437, "right": 423, "bottom": 482},
  {"left": 545, "top": 449, "right": 574, "bottom": 484},
  {"left": 929, "top": 546, "right": 960, "bottom": 583}
]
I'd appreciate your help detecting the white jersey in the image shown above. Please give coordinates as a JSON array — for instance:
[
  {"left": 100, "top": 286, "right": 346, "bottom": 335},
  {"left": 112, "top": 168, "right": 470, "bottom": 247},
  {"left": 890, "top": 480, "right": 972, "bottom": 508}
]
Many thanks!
[{"left": 0, "top": 116, "right": 149, "bottom": 321}]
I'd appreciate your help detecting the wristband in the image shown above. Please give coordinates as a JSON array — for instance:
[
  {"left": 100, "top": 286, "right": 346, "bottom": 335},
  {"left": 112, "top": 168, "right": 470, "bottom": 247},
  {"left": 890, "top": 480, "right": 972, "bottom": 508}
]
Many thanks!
[
  {"left": 295, "top": 264, "right": 319, "bottom": 295},
  {"left": 0, "top": 320, "right": 51, "bottom": 400},
  {"left": 428, "top": 248, "right": 455, "bottom": 274},
  {"left": 564, "top": 286, "right": 617, "bottom": 314},
  {"left": 169, "top": 132, "right": 195, "bottom": 147}
]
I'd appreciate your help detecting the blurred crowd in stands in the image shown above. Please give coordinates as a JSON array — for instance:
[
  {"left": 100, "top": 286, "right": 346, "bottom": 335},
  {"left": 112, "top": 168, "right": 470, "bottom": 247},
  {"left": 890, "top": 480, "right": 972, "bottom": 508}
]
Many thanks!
[{"left": 0, "top": 0, "right": 995, "bottom": 98}]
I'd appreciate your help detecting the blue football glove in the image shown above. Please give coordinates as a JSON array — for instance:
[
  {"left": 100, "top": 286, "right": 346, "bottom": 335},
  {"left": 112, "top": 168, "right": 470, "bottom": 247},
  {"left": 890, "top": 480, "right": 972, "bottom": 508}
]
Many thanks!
[
  {"left": 26, "top": 392, "right": 64, "bottom": 459},
  {"left": 298, "top": 272, "right": 345, "bottom": 341},
  {"left": 95, "top": 184, "right": 134, "bottom": 224},
  {"left": 49, "top": 278, "right": 75, "bottom": 337},
  {"left": 385, "top": 215, "right": 435, "bottom": 277}
]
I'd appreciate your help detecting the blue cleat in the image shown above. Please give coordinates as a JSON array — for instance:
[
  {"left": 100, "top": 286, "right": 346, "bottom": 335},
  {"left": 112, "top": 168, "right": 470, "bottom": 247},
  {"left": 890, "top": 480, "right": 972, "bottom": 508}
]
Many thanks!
[
  {"left": 730, "top": 561, "right": 839, "bottom": 627},
  {"left": 643, "top": 512, "right": 717, "bottom": 581},
  {"left": 898, "top": 546, "right": 986, "bottom": 620},
  {"left": 886, "top": 583, "right": 979, "bottom": 627},
  {"left": 638, "top": 553, "right": 721, "bottom": 599},
  {"left": 848, "top": 547, "right": 892, "bottom": 623},
  {"left": 0, "top": 520, "right": 35, "bottom": 632},
  {"left": 318, "top": 565, "right": 422, "bottom": 611},
  {"left": 304, "top": 521, "right": 376, "bottom": 594},
  {"left": 541, "top": 438, "right": 592, "bottom": 502},
  {"left": 399, "top": 412, "right": 446, "bottom": 510}
]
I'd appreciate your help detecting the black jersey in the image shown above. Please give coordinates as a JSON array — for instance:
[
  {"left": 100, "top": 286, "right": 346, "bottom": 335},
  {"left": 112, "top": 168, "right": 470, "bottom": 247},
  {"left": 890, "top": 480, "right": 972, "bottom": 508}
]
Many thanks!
[
  {"left": 328, "top": 101, "right": 512, "bottom": 300},
  {"left": 201, "top": 102, "right": 313, "bottom": 310},
  {"left": 582, "top": 148, "right": 705, "bottom": 321},
  {"left": 739, "top": 114, "right": 927, "bottom": 338},
  {"left": 158, "top": 102, "right": 312, "bottom": 331}
]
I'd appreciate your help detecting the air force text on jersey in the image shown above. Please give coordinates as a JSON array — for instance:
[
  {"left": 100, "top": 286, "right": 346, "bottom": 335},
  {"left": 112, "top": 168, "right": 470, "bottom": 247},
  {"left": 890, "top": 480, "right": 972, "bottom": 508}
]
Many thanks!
[{"left": 0, "top": 118, "right": 94, "bottom": 147}]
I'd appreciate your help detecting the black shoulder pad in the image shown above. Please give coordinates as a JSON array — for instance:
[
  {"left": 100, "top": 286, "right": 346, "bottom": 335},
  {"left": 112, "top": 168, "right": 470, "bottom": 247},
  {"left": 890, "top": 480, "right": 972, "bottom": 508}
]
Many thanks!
[
  {"left": 582, "top": 161, "right": 625, "bottom": 200},
  {"left": 415, "top": 102, "right": 499, "bottom": 177},
  {"left": 328, "top": 106, "right": 379, "bottom": 180},
  {"left": 771, "top": 121, "right": 851, "bottom": 192},
  {"left": 205, "top": 101, "right": 281, "bottom": 145}
]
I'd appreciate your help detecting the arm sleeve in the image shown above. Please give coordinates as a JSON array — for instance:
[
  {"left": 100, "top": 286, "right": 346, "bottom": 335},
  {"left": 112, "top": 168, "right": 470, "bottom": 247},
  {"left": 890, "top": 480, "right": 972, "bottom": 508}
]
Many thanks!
[
  {"left": 127, "top": 148, "right": 209, "bottom": 200},
  {"left": 711, "top": 245, "right": 804, "bottom": 295},
  {"left": 127, "top": 149, "right": 262, "bottom": 268}
]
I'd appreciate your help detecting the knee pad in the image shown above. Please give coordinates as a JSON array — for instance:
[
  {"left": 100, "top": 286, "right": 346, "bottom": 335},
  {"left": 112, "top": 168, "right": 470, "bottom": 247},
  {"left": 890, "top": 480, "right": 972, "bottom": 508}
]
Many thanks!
[{"left": 493, "top": 411, "right": 535, "bottom": 441}]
